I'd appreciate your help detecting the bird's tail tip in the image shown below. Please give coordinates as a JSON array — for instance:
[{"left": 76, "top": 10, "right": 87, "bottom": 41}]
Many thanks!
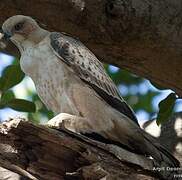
[{"left": 143, "top": 133, "right": 180, "bottom": 179}]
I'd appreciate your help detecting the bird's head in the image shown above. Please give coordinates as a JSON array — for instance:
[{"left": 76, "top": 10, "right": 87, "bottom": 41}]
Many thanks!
[{"left": 1, "top": 15, "right": 48, "bottom": 52}]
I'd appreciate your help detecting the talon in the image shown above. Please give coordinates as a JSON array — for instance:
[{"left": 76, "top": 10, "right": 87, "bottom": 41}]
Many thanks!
[
  {"left": 47, "top": 118, "right": 63, "bottom": 128},
  {"left": 46, "top": 114, "right": 76, "bottom": 132}
]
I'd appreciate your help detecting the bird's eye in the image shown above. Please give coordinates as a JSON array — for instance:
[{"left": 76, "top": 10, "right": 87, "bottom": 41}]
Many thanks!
[{"left": 14, "top": 22, "right": 24, "bottom": 31}]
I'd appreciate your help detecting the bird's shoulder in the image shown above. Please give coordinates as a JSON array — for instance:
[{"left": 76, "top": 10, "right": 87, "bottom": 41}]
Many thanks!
[{"left": 49, "top": 32, "right": 121, "bottom": 99}]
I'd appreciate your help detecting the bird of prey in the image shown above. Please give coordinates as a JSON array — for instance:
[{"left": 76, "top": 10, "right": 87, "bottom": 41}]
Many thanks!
[{"left": 1, "top": 15, "right": 179, "bottom": 168}]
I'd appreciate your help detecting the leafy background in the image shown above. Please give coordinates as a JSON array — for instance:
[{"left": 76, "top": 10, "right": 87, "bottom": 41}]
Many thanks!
[{"left": 0, "top": 53, "right": 181, "bottom": 125}]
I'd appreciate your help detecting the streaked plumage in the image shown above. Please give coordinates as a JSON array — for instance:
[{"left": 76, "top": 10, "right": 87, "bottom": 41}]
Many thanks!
[
  {"left": 50, "top": 32, "right": 138, "bottom": 124},
  {"left": 1, "top": 15, "right": 179, "bottom": 172}
]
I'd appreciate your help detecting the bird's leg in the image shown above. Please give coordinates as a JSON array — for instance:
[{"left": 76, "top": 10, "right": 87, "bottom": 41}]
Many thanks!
[{"left": 47, "top": 113, "right": 91, "bottom": 133}]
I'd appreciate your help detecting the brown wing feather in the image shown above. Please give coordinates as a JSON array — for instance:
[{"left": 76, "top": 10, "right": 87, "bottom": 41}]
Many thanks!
[{"left": 50, "top": 32, "right": 138, "bottom": 125}]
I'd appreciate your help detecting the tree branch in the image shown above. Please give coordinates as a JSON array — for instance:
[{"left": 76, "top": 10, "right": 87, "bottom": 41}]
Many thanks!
[
  {"left": 0, "top": 118, "right": 159, "bottom": 180},
  {"left": 0, "top": 0, "right": 182, "bottom": 95}
]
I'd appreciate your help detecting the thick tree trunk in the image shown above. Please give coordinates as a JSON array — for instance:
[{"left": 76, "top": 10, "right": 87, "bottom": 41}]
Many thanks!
[
  {"left": 0, "top": 0, "right": 182, "bottom": 95},
  {"left": 0, "top": 118, "right": 159, "bottom": 180}
]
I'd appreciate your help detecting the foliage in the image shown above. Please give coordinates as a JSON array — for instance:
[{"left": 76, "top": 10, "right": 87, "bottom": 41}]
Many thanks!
[
  {"left": 156, "top": 93, "right": 177, "bottom": 125},
  {"left": 0, "top": 64, "right": 36, "bottom": 113},
  {"left": 105, "top": 65, "right": 179, "bottom": 124},
  {"left": 0, "top": 64, "right": 24, "bottom": 91},
  {"left": 107, "top": 67, "right": 143, "bottom": 86}
]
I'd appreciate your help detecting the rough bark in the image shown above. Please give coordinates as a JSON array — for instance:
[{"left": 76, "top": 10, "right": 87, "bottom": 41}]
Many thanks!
[
  {"left": 0, "top": 0, "right": 182, "bottom": 95},
  {"left": 0, "top": 118, "right": 160, "bottom": 180}
]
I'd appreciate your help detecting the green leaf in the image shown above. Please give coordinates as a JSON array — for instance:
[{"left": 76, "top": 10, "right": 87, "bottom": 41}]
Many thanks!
[
  {"left": 2, "top": 98, "right": 36, "bottom": 112},
  {"left": 156, "top": 93, "right": 177, "bottom": 125},
  {"left": 105, "top": 65, "right": 143, "bottom": 86},
  {"left": 131, "top": 91, "right": 159, "bottom": 113},
  {"left": 1, "top": 90, "right": 15, "bottom": 103},
  {"left": 0, "top": 65, "right": 25, "bottom": 91}
]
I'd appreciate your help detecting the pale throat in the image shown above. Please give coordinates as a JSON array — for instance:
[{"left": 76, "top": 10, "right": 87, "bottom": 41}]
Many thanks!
[{"left": 20, "top": 28, "right": 50, "bottom": 50}]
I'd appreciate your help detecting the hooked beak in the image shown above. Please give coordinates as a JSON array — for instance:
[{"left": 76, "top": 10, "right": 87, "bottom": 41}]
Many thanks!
[{"left": 0, "top": 29, "right": 12, "bottom": 40}]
